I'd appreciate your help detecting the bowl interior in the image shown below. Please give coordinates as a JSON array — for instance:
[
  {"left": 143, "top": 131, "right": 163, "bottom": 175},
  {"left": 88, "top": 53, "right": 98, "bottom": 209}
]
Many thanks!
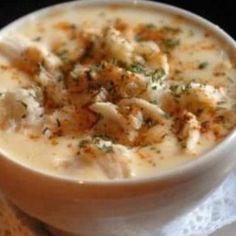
[{"left": 0, "top": 0, "right": 236, "bottom": 186}]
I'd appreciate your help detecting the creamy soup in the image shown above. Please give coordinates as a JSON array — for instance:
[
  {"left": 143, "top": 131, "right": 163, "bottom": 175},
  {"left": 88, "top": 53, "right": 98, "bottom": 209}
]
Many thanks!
[{"left": 0, "top": 3, "right": 235, "bottom": 181}]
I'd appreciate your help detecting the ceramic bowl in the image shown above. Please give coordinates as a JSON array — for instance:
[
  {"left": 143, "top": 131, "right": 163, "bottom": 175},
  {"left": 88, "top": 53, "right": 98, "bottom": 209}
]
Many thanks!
[{"left": 0, "top": 1, "right": 236, "bottom": 235}]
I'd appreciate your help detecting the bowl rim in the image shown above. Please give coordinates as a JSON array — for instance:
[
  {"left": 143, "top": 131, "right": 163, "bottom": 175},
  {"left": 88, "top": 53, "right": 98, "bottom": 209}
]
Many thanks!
[{"left": 1, "top": 0, "right": 236, "bottom": 186}]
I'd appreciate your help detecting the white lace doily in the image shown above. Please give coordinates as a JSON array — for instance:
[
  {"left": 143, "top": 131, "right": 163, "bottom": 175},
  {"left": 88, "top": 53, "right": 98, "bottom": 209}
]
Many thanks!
[{"left": 160, "top": 173, "right": 236, "bottom": 236}]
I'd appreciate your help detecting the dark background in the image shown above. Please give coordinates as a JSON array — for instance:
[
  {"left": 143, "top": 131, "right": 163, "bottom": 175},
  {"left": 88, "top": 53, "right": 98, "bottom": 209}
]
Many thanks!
[{"left": 0, "top": 1, "right": 235, "bottom": 38}]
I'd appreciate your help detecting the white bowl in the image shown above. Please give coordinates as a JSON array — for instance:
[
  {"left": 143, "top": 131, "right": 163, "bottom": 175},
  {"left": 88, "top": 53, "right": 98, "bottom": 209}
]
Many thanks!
[{"left": 0, "top": 1, "right": 236, "bottom": 235}]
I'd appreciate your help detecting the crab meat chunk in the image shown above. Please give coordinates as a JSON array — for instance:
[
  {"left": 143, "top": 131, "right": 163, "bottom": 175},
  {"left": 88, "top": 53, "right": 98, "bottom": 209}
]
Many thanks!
[
  {"left": 180, "top": 83, "right": 226, "bottom": 110},
  {"left": 104, "top": 27, "right": 134, "bottom": 63},
  {"left": 178, "top": 111, "right": 201, "bottom": 153},
  {"left": 90, "top": 102, "right": 127, "bottom": 128},
  {"left": 120, "top": 98, "right": 166, "bottom": 123},
  {"left": 0, "top": 35, "right": 61, "bottom": 73},
  {"left": 0, "top": 88, "right": 43, "bottom": 127},
  {"left": 79, "top": 139, "right": 134, "bottom": 179},
  {"left": 95, "top": 141, "right": 134, "bottom": 179}
]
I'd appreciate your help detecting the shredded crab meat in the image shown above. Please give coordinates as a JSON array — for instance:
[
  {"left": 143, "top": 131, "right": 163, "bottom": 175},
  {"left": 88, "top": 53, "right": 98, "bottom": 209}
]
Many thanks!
[
  {"left": 0, "top": 35, "right": 61, "bottom": 73},
  {"left": 188, "top": 83, "right": 226, "bottom": 107},
  {"left": 0, "top": 88, "right": 43, "bottom": 127},
  {"left": 177, "top": 111, "right": 201, "bottom": 153},
  {"left": 95, "top": 144, "right": 133, "bottom": 179},
  {"left": 179, "top": 82, "right": 226, "bottom": 110},
  {"left": 104, "top": 27, "right": 134, "bottom": 64},
  {"left": 79, "top": 139, "right": 134, "bottom": 179},
  {"left": 119, "top": 98, "right": 166, "bottom": 123},
  {"left": 90, "top": 102, "right": 127, "bottom": 128},
  {"left": 0, "top": 35, "right": 67, "bottom": 106}
]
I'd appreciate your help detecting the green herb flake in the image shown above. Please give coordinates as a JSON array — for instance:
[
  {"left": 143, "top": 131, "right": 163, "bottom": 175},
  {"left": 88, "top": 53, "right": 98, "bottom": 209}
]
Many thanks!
[
  {"left": 188, "top": 30, "right": 195, "bottom": 37},
  {"left": 134, "top": 34, "right": 142, "bottom": 42},
  {"left": 164, "top": 38, "right": 180, "bottom": 49},
  {"left": 57, "top": 49, "right": 68, "bottom": 62},
  {"left": 174, "top": 69, "right": 181, "bottom": 74},
  {"left": 164, "top": 112, "right": 171, "bottom": 119},
  {"left": 19, "top": 101, "right": 27, "bottom": 109},
  {"left": 140, "top": 143, "right": 149, "bottom": 148},
  {"left": 127, "top": 63, "right": 145, "bottom": 74},
  {"left": 92, "top": 133, "right": 110, "bottom": 140},
  {"left": 42, "top": 127, "right": 50, "bottom": 135},
  {"left": 150, "top": 100, "right": 158, "bottom": 105},
  {"left": 97, "top": 144, "right": 114, "bottom": 153},
  {"left": 78, "top": 140, "right": 90, "bottom": 148},
  {"left": 33, "top": 36, "right": 42, "bottom": 42},
  {"left": 198, "top": 62, "right": 208, "bottom": 70},
  {"left": 149, "top": 146, "right": 161, "bottom": 154},
  {"left": 70, "top": 24, "right": 78, "bottom": 30},
  {"left": 162, "top": 26, "right": 181, "bottom": 34},
  {"left": 70, "top": 71, "right": 78, "bottom": 81},
  {"left": 99, "top": 12, "right": 106, "bottom": 17},
  {"left": 151, "top": 68, "right": 165, "bottom": 81},
  {"left": 160, "top": 133, "right": 167, "bottom": 140},
  {"left": 227, "top": 76, "right": 234, "bottom": 82},
  {"left": 145, "top": 23, "right": 156, "bottom": 29},
  {"left": 94, "top": 61, "right": 107, "bottom": 72}
]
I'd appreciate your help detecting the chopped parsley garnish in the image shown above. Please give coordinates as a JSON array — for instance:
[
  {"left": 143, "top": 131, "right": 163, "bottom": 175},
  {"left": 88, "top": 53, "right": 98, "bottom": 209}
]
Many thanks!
[
  {"left": 148, "top": 68, "right": 165, "bottom": 82},
  {"left": 170, "top": 85, "right": 184, "bottom": 97},
  {"left": 150, "top": 100, "right": 158, "bottom": 105},
  {"left": 162, "top": 26, "right": 181, "bottom": 34},
  {"left": 99, "top": 12, "right": 106, "bottom": 17},
  {"left": 42, "top": 127, "right": 50, "bottom": 135},
  {"left": 19, "top": 101, "right": 27, "bottom": 109},
  {"left": 164, "top": 38, "right": 180, "bottom": 49},
  {"left": 188, "top": 29, "right": 195, "bottom": 37},
  {"left": 70, "top": 24, "right": 78, "bottom": 30},
  {"left": 134, "top": 34, "right": 142, "bottom": 42},
  {"left": 57, "top": 49, "right": 68, "bottom": 62},
  {"left": 160, "top": 133, "right": 167, "bottom": 140},
  {"left": 164, "top": 112, "right": 171, "bottom": 119},
  {"left": 78, "top": 140, "right": 90, "bottom": 148},
  {"left": 97, "top": 144, "right": 114, "bottom": 153},
  {"left": 93, "top": 61, "right": 107, "bottom": 72},
  {"left": 92, "top": 133, "right": 110, "bottom": 141},
  {"left": 145, "top": 23, "right": 156, "bottom": 29},
  {"left": 198, "top": 62, "right": 208, "bottom": 70},
  {"left": 33, "top": 36, "right": 42, "bottom": 42},
  {"left": 127, "top": 63, "right": 145, "bottom": 74},
  {"left": 174, "top": 69, "right": 181, "bottom": 74},
  {"left": 227, "top": 76, "right": 234, "bottom": 82},
  {"left": 70, "top": 71, "right": 78, "bottom": 81}
]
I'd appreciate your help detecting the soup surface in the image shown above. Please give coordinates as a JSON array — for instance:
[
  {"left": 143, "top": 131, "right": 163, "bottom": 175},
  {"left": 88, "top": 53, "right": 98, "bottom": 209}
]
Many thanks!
[{"left": 0, "top": 3, "right": 236, "bottom": 180}]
